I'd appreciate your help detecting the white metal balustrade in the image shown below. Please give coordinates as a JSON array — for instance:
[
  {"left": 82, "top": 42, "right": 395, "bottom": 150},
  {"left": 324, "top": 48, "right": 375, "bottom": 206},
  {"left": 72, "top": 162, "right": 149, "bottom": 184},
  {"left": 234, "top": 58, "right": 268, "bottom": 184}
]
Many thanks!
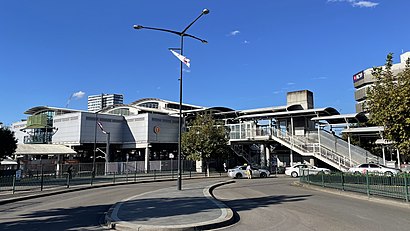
[{"left": 228, "top": 124, "right": 379, "bottom": 171}]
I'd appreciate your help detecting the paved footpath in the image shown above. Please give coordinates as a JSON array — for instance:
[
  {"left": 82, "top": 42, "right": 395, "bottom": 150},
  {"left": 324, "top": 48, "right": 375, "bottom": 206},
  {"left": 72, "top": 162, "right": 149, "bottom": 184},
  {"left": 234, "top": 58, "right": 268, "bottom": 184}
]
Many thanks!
[{"left": 105, "top": 179, "right": 235, "bottom": 231}]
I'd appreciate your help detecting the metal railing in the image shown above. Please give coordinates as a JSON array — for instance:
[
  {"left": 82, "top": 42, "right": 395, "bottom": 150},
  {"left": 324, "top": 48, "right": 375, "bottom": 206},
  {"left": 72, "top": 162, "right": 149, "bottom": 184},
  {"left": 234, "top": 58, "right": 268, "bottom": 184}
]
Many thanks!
[
  {"left": 0, "top": 161, "right": 225, "bottom": 196},
  {"left": 228, "top": 125, "right": 378, "bottom": 170},
  {"left": 271, "top": 128, "right": 353, "bottom": 170},
  {"left": 300, "top": 170, "right": 410, "bottom": 202}
]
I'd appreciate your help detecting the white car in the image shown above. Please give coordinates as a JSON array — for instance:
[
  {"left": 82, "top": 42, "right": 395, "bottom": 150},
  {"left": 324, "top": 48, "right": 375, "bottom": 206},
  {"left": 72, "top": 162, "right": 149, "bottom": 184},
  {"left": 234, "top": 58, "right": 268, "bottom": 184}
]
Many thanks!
[
  {"left": 285, "top": 164, "right": 331, "bottom": 178},
  {"left": 348, "top": 163, "right": 401, "bottom": 176},
  {"left": 227, "top": 165, "right": 270, "bottom": 179}
]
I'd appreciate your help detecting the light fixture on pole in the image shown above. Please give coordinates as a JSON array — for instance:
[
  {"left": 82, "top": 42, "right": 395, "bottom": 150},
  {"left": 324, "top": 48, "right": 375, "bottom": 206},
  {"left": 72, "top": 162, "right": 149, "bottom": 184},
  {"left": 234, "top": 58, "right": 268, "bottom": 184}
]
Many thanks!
[{"left": 133, "top": 8, "right": 209, "bottom": 191}]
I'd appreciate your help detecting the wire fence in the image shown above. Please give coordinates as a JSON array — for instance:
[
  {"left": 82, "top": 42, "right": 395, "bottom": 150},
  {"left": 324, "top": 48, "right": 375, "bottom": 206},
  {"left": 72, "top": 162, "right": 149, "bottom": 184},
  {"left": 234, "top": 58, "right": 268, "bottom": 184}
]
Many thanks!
[
  {"left": 0, "top": 160, "right": 225, "bottom": 196},
  {"left": 300, "top": 170, "right": 410, "bottom": 202}
]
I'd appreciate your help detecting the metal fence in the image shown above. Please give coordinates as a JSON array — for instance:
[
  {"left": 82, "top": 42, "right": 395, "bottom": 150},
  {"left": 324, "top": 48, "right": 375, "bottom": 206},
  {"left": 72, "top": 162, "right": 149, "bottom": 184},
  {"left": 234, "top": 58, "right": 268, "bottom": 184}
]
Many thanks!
[
  {"left": 300, "top": 171, "right": 410, "bottom": 202},
  {"left": 0, "top": 160, "right": 225, "bottom": 196}
]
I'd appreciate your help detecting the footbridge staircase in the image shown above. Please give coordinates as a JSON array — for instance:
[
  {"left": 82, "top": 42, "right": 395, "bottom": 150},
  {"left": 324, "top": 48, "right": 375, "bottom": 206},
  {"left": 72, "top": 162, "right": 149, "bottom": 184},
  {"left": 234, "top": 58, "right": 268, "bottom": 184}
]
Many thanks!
[{"left": 229, "top": 126, "right": 382, "bottom": 172}]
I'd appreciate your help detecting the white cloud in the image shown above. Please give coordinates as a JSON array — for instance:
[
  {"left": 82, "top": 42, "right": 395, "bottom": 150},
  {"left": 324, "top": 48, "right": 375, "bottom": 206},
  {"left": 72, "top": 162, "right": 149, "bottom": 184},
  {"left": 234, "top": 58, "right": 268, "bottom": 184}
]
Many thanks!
[
  {"left": 327, "top": 0, "right": 379, "bottom": 8},
  {"left": 287, "top": 82, "right": 295, "bottom": 85},
  {"left": 313, "top": 76, "right": 328, "bottom": 80},
  {"left": 229, "top": 30, "right": 240, "bottom": 36},
  {"left": 183, "top": 68, "right": 191, "bottom": 73},
  {"left": 352, "top": 1, "right": 379, "bottom": 7},
  {"left": 243, "top": 40, "right": 250, "bottom": 44},
  {"left": 72, "top": 91, "right": 85, "bottom": 99}
]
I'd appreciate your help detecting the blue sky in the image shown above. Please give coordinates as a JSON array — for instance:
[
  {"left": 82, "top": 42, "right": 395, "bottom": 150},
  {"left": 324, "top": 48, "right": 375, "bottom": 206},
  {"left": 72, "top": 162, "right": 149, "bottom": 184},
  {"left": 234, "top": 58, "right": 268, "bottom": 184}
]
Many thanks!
[{"left": 1, "top": 0, "right": 409, "bottom": 126}]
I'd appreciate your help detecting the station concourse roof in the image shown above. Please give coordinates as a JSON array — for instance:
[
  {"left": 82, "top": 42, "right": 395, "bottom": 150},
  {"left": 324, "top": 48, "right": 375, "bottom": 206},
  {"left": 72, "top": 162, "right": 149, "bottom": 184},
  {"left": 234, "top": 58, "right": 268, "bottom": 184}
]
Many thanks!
[
  {"left": 15, "top": 144, "right": 77, "bottom": 155},
  {"left": 237, "top": 107, "right": 340, "bottom": 121},
  {"left": 310, "top": 113, "right": 368, "bottom": 125},
  {"left": 341, "top": 126, "right": 384, "bottom": 136},
  {"left": 24, "top": 106, "right": 84, "bottom": 115}
]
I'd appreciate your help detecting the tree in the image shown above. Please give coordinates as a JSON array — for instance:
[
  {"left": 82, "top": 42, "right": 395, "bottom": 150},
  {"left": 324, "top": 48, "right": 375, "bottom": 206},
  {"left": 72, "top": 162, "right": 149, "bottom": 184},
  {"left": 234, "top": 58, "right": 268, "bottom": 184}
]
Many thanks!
[
  {"left": 181, "top": 114, "right": 229, "bottom": 174},
  {"left": 366, "top": 53, "right": 410, "bottom": 159},
  {"left": 0, "top": 127, "right": 18, "bottom": 160}
]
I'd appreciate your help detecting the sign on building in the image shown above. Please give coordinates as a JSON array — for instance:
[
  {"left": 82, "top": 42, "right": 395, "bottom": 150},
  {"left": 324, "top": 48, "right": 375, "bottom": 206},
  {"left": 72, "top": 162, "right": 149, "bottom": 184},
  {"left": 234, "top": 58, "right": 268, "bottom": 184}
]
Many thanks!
[{"left": 353, "top": 71, "right": 364, "bottom": 83}]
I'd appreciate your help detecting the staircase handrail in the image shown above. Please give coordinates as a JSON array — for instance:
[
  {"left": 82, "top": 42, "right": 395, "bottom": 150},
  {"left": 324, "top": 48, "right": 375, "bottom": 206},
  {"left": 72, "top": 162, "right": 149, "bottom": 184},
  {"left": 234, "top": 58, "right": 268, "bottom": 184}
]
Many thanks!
[{"left": 271, "top": 129, "right": 354, "bottom": 169}]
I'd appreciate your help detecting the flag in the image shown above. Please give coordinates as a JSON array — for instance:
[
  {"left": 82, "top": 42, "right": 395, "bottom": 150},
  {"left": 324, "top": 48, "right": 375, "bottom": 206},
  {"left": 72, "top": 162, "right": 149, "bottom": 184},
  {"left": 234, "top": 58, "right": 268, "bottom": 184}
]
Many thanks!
[
  {"left": 170, "top": 49, "right": 190, "bottom": 68},
  {"left": 97, "top": 121, "right": 107, "bottom": 134}
]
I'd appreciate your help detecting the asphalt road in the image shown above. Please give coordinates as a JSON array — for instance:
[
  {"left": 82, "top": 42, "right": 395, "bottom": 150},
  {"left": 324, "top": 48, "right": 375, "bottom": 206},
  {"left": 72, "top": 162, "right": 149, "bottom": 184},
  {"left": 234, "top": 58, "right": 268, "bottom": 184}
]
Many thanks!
[
  {"left": 0, "top": 179, "right": 202, "bottom": 231},
  {"left": 213, "top": 177, "right": 410, "bottom": 231},
  {"left": 1, "top": 177, "right": 410, "bottom": 231}
]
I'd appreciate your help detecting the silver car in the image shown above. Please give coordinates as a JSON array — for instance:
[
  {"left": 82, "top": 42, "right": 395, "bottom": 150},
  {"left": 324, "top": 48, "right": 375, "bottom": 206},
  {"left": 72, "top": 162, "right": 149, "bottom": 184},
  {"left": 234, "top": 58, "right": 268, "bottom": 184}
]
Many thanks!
[{"left": 227, "top": 165, "right": 270, "bottom": 179}]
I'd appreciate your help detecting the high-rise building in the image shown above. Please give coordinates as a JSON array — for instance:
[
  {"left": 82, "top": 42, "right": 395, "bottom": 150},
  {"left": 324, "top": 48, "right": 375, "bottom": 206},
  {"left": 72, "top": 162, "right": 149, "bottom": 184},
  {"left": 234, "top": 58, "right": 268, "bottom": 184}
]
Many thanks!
[
  {"left": 88, "top": 94, "right": 124, "bottom": 112},
  {"left": 353, "top": 51, "right": 410, "bottom": 113}
]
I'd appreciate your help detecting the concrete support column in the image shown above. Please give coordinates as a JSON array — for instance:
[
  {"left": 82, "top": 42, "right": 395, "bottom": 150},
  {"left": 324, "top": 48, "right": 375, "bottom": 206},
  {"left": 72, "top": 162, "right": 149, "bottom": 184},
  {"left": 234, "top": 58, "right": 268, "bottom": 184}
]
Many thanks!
[
  {"left": 196, "top": 160, "right": 203, "bottom": 173},
  {"left": 397, "top": 149, "right": 401, "bottom": 169},
  {"left": 348, "top": 134, "right": 352, "bottom": 167},
  {"left": 56, "top": 155, "right": 61, "bottom": 176},
  {"left": 266, "top": 145, "right": 270, "bottom": 168},
  {"left": 290, "top": 150, "right": 294, "bottom": 167},
  {"left": 145, "top": 146, "right": 150, "bottom": 173},
  {"left": 382, "top": 145, "right": 386, "bottom": 165},
  {"left": 309, "top": 158, "right": 315, "bottom": 166},
  {"left": 260, "top": 144, "right": 266, "bottom": 168}
]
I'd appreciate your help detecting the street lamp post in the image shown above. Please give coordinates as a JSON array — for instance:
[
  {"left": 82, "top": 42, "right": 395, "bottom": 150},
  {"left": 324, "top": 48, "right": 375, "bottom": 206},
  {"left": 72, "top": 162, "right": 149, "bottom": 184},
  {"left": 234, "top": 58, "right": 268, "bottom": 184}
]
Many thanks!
[
  {"left": 92, "top": 112, "right": 98, "bottom": 185},
  {"left": 133, "top": 9, "right": 209, "bottom": 190}
]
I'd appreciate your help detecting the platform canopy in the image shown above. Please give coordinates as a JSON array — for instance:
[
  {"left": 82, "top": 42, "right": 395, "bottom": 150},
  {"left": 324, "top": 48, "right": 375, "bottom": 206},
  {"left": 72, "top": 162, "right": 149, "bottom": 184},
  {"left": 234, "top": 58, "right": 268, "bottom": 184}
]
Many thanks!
[
  {"left": 310, "top": 113, "right": 368, "bottom": 125},
  {"left": 15, "top": 144, "right": 77, "bottom": 155},
  {"left": 341, "top": 126, "right": 384, "bottom": 138},
  {"left": 237, "top": 107, "right": 339, "bottom": 121}
]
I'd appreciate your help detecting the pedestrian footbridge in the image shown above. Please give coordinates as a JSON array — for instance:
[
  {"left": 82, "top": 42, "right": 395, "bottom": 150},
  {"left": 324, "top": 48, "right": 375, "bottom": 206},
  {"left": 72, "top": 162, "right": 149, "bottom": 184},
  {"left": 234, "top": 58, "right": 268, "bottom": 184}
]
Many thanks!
[
  {"left": 228, "top": 124, "right": 382, "bottom": 172},
  {"left": 184, "top": 90, "right": 383, "bottom": 172}
]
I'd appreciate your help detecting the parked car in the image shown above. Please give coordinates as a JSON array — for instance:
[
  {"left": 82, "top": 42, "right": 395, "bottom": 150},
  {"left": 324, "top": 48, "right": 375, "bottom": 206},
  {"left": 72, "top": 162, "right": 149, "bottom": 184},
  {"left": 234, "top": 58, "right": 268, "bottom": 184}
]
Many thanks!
[
  {"left": 227, "top": 165, "right": 270, "bottom": 179},
  {"left": 348, "top": 163, "right": 401, "bottom": 176},
  {"left": 285, "top": 164, "right": 331, "bottom": 178}
]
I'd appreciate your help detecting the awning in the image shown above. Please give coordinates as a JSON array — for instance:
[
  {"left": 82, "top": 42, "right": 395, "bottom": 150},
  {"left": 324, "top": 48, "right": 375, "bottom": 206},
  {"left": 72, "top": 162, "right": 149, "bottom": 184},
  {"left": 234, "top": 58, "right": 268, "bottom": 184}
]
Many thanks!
[
  {"left": 15, "top": 144, "right": 77, "bottom": 155},
  {"left": 1, "top": 159, "right": 18, "bottom": 165},
  {"left": 375, "top": 139, "right": 394, "bottom": 145},
  {"left": 341, "top": 126, "right": 384, "bottom": 138},
  {"left": 311, "top": 113, "right": 368, "bottom": 124},
  {"left": 341, "top": 126, "right": 384, "bottom": 134},
  {"left": 237, "top": 107, "right": 340, "bottom": 120}
]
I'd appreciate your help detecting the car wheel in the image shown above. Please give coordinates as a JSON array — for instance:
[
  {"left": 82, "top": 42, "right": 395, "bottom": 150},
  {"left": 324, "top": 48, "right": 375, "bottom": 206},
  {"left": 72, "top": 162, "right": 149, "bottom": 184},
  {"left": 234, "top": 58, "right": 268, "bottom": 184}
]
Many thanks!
[
  {"left": 354, "top": 171, "right": 361, "bottom": 175},
  {"left": 235, "top": 173, "right": 242, "bottom": 179},
  {"left": 291, "top": 171, "right": 298, "bottom": 178},
  {"left": 260, "top": 172, "right": 267, "bottom": 178},
  {"left": 385, "top": 171, "right": 393, "bottom": 176}
]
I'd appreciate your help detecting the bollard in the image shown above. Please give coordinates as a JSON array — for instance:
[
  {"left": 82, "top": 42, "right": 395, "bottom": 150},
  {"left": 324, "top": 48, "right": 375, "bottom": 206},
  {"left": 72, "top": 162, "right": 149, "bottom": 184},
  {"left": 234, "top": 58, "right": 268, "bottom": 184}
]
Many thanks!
[
  {"left": 404, "top": 174, "right": 409, "bottom": 203},
  {"left": 66, "top": 175, "right": 70, "bottom": 189},
  {"left": 134, "top": 170, "right": 137, "bottom": 182},
  {"left": 12, "top": 174, "right": 16, "bottom": 194},
  {"left": 321, "top": 172, "right": 324, "bottom": 187},
  {"left": 366, "top": 170, "right": 370, "bottom": 198},
  {"left": 40, "top": 164, "right": 44, "bottom": 191},
  {"left": 90, "top": 171, "right": 94, "bottom": 186}
]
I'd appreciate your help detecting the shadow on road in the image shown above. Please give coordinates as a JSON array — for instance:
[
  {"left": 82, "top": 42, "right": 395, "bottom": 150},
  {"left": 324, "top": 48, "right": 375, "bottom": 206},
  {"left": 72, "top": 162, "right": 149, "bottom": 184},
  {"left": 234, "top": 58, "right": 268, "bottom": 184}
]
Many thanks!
[
  {"left": 222, "top": 194, "right": 312, "bottom": 212},
  {"left": 0, "top": 193, "right": 311, "bottom": 231},
  {"left": 0, "top": 203, "right": 110, "bottom": 231}
]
